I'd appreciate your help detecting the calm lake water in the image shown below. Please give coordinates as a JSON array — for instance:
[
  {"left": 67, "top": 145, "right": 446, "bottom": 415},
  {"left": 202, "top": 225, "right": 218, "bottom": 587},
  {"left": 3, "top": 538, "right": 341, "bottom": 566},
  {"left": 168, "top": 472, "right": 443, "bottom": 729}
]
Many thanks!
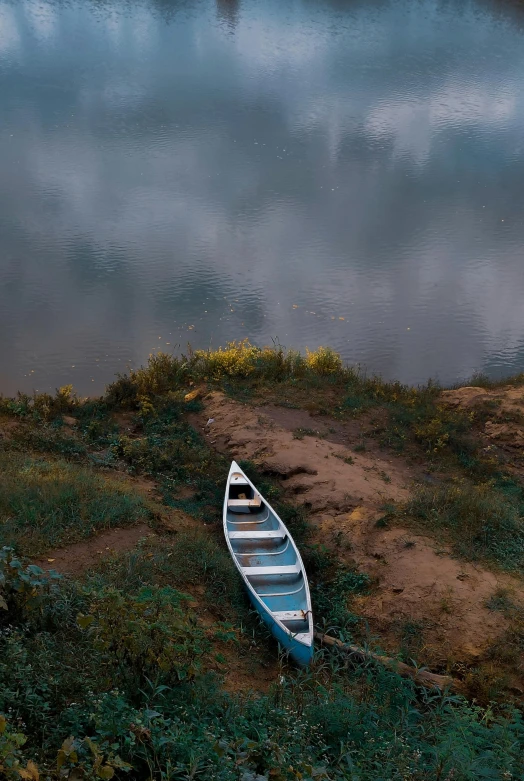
[{"left": 1, "top": 0, "right": 524, "bottom": 395}]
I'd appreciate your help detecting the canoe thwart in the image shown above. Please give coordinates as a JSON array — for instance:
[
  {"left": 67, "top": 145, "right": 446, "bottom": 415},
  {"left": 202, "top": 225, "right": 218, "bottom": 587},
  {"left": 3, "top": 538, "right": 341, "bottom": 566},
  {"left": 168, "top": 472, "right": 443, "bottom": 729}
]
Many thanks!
[
  {"left": 228, "top": 497, "right": 262, "bottom": 508},
  {"left": 229, "top": 530, "right": 285, "bottom": 540},
  {"left": 258, "top": 583, "right": 305, "bottom": 597},
  {"left": 273, "top": 610, "right": 309, "bottom": 621},
  {"left": 242, "top": 564, "right": 301, "bottom": 577},
  {"left": 227, "top": 513, "right": 270, "bottom": 525}
]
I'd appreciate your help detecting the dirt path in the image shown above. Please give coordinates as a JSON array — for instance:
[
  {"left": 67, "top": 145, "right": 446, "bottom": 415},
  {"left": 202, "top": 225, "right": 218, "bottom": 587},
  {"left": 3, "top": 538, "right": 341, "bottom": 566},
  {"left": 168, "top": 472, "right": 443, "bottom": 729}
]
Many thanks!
[
  {"left": 202, "top": 391, "right": 411, "bottom": 513},
  {"left": 198, "top": 391, "right": 524, "bottom": 670},
  {"left": 34, "top": 524, "right": 154, "bottom": 575}
]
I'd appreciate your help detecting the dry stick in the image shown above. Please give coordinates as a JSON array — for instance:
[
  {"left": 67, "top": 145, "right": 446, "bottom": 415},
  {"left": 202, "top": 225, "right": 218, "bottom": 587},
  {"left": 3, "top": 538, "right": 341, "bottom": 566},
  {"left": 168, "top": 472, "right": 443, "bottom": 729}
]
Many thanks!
[{"left": 315, "top": 632, "right": 462, "bottom": 692}]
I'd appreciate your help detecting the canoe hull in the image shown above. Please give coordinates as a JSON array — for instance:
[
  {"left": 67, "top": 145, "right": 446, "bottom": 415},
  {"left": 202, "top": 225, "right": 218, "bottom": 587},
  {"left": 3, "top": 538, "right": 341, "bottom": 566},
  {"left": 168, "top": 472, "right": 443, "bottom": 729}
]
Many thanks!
[
  {"left": 223, "top": 461, "right": 314, "bottom": 666},
  {"left": 245, "top": 588, "right": 314, "bottom": 666}
]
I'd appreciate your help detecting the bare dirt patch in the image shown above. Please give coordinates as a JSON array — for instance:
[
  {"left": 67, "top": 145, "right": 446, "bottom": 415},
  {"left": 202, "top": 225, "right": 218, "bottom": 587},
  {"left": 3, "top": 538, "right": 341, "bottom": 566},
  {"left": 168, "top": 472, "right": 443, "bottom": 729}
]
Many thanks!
[
  {"left": 197, "top": 392, "right": 524, "bottom": 670},
  {"left": 352, "top": 523, "right": 516, "bottom": 659},
  {"left": 112, "top": 411, "right": 140, "bottom": 435},
  {"left": 201, "top": 392, "right": 410, "bottom": 515},
  {"left": 34, "top": 523, "right": 154, "bottom": 575},
  {"left": 258, "top": 404, "right": 370, "bottom": 448}
]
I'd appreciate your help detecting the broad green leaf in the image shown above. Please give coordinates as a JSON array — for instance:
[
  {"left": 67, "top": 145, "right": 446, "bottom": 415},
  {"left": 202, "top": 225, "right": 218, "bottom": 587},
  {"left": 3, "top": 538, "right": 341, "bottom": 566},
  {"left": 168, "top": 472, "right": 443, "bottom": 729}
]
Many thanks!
[{"left": 26, "top": 565, "right": 44, "bottom": 576}]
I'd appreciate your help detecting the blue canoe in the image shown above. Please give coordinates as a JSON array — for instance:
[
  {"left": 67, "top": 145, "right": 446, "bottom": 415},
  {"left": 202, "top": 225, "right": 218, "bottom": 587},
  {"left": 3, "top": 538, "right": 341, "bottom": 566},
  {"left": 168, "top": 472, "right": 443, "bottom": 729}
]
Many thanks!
[{"left": 223, "top": 461, "right": 313, "bottom": 666}]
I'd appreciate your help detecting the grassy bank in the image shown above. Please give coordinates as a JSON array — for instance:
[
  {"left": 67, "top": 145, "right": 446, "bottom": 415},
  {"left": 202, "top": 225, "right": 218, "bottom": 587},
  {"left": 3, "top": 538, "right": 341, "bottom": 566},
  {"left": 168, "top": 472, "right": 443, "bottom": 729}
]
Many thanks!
[{"left": 1, "top": 342, "right": 524, "bottom": 780}]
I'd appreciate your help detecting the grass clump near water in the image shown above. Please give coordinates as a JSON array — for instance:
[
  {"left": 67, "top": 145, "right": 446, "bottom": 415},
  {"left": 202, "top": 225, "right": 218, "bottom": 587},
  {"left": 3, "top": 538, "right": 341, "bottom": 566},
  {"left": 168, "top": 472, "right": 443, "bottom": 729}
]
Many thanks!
[
  {"left": 0, "top": 342, "right": 497, "bottom": 479},
  {"left": 101, "top": 342, "right": 488, "bottom": 475},
  {"left": 0, "top": 451, "right": 152, "bottom": 557},
  {"left": 105, "top": 341, "right": 410, "bottom": 405}
]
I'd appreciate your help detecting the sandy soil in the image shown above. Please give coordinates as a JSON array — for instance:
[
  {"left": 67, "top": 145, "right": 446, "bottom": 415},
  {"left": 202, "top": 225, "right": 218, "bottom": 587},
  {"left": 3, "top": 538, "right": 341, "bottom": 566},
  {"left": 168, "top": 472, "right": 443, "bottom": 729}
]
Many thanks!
[
  {"left": 198, "top": 391, "right": 524, "bottom": 669},
  {"left": 201, "top": 392, "right": 411, "bottom": 514}
]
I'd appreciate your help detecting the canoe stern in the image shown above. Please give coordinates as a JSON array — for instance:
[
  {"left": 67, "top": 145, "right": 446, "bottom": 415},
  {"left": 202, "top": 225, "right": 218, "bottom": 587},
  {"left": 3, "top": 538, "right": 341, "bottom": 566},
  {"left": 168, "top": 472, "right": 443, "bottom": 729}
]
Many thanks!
[{"left": 249, "top": 591, "right": 313, "bottom": 666}]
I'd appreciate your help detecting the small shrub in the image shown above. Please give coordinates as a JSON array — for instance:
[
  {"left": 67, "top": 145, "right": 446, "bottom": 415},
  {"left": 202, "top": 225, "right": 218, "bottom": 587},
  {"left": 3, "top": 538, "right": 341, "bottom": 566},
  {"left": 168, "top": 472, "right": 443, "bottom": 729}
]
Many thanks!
[
  {"left": 0, "top": 715, "right": 37, "bottom": 781},
  {"left": 313, "top": 567, "right": 370, "bottom": 636},
  {"left": 0, "top": 547, "right": 61, "bottom": 623},
  {"left": 79, "top": 586, "right": 209, "bottom": 684},
  {"left": 305, "top": 346, "right": 343, "bottom": 376},
  {"left": 0, "top": 386, "right": 78, "bottom": 423}
]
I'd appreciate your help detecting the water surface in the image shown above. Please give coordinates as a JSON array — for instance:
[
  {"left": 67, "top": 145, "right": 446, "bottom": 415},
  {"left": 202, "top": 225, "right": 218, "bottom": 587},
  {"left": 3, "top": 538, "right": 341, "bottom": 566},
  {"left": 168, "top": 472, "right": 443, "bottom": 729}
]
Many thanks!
[{"left": 1, "top": 0, "right": 524, "bottom": 394}]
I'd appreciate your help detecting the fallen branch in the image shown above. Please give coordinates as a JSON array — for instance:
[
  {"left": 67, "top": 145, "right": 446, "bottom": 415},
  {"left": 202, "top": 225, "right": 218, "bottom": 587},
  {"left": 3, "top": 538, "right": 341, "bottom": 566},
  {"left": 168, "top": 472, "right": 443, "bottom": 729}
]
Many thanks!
[{"left": 315, "top": 631, "right": 461, "bottom": 692}]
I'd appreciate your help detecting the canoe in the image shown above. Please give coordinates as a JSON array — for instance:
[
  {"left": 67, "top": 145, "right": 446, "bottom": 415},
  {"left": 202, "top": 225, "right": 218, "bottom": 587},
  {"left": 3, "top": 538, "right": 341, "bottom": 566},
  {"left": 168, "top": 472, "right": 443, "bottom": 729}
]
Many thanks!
[{"left": 223, "top": 461, "right": 313, "bottom": 666}]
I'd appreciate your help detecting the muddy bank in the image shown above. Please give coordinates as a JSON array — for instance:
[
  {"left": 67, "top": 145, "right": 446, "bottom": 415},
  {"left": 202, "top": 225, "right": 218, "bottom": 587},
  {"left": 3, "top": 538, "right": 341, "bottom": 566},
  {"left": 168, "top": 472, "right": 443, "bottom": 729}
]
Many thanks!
[{"left": 196, "top": 391, "right": 524, "bottom": 673}]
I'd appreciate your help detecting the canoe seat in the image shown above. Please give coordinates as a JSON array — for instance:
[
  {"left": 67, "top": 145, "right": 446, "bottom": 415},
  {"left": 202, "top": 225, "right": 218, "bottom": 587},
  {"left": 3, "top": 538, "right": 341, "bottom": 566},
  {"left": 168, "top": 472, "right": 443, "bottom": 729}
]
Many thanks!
[
  {"left": 229, "top": 530, "right": 285, "bottom": 540},
  {"left": 242, "top": 564, "right": 301, "bottom": 577},
  {"left": 273, "top": 610, "right": 309, "bottom": 621},
  {"left": 228, "top": 497, "right": 262, "bottom": 508}
]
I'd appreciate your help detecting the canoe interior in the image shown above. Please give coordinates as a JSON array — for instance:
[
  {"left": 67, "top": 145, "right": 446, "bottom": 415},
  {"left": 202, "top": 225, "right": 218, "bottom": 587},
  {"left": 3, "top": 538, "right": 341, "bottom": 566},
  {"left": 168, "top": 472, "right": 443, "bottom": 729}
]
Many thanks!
[{"left": 226, "top": 472, "right": 311, "bottom": 637}]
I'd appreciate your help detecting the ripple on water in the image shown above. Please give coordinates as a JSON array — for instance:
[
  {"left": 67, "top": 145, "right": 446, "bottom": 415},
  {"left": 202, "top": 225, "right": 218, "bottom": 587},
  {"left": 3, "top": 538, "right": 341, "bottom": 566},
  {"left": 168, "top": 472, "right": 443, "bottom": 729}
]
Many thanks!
[{"left": 1, "top": 0, "right": 524, "bottom": 393}]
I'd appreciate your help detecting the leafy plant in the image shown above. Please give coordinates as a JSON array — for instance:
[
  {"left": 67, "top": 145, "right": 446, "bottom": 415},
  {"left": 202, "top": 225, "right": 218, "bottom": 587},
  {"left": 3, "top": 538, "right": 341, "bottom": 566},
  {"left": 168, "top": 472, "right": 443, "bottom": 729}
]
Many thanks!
[
  {"left": 0, "top": 715, "right": 38, "bottom": 781},
  {"left": 78, "top": 586, "right": 209, "bottom": 685},
  {"left": 56, "top": 735, "right": 131, "bottom": 780},
  {"left": 313, "top": 567, "right": 370, "bottom": 636},
  {"left": 0, "top": 546, "right": 60, "bottom": 621}
]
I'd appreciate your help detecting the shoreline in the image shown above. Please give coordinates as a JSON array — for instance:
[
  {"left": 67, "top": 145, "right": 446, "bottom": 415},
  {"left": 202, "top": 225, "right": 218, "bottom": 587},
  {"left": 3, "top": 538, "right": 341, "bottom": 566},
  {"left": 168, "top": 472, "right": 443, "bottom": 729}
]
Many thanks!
[{"left": 1, "top": 342, "right": 523, "bottom": 777}]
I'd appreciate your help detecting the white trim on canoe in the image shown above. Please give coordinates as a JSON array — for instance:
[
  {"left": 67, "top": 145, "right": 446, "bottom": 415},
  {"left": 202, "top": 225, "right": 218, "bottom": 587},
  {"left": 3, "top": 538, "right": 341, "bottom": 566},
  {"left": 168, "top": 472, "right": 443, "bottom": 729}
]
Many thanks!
[{"left": 223, "top": 461, "right": 313, "bottom": 660}]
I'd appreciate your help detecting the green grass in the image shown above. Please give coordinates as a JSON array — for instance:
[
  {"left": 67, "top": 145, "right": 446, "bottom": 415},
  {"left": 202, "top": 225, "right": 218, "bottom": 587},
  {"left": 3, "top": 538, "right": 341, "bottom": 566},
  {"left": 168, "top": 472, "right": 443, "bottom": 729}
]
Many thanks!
[
  {"left": 88, "top": 533, "right": 247, "bottom": 622},
  {"left": 460, "top": 372, "right": 524, "bottom": 390},
  {"left": 0, "top": 451, "right": 152, "bottom": 556},
  {"left": 1, "top": 543, "right": 523, "bottom": 781},
  {"left": 405, "top": 481, "right": 524, "bottom": 573},
  {"left": 311, "top": 565, "right": 371, "bottom": 640}
]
